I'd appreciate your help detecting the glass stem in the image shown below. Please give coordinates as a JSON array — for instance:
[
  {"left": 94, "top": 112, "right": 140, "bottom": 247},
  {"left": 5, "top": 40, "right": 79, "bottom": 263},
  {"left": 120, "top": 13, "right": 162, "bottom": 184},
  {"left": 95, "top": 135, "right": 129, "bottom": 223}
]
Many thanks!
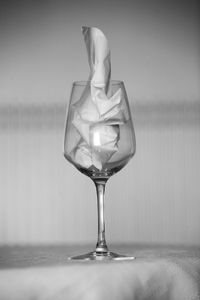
[{"left": 94, "top": 179, "right": 109, "bottom": 254}]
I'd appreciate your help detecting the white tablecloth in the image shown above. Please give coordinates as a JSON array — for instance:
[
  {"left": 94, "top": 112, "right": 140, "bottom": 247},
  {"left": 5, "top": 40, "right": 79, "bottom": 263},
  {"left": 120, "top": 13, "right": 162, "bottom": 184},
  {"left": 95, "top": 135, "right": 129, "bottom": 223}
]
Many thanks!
[{"left": 0, "top": 245, "right": 200, "bottom": 300}]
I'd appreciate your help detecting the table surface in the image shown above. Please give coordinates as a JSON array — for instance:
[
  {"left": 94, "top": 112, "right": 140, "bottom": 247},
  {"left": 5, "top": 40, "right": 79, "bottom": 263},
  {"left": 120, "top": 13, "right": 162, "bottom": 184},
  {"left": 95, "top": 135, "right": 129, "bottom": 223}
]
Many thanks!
[{"left": 0, "top": 244, "right": 200, "bottom": 300}]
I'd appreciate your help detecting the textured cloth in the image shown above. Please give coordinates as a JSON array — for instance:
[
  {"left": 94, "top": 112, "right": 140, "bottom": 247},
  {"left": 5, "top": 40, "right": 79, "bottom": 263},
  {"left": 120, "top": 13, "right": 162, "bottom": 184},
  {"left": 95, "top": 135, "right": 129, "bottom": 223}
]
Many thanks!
[
  {"left": 70, "top": 27, "right": 124, "bottom": 170},
  {"left": 0, "top": 245, "right": 200, "bottom": 300}
]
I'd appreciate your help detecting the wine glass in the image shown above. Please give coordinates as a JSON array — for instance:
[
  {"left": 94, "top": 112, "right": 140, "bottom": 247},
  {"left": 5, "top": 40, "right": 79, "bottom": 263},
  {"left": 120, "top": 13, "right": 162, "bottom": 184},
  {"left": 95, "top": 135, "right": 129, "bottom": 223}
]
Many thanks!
[{"left": 64, "top": 80, "right": 136, "bottom": 260}]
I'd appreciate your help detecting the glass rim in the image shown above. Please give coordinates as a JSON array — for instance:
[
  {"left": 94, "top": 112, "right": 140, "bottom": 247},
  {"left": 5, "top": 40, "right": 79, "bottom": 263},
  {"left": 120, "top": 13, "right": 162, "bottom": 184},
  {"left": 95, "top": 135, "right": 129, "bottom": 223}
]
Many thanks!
[{"left": 72, "top": 80, "right": 124, "bottom": 86}]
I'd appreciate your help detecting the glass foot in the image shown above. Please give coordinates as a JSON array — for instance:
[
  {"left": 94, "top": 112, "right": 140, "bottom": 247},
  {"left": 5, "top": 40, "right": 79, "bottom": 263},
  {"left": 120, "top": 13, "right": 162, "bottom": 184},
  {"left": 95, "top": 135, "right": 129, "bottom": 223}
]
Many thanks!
[{"left": 68, "top": 251, "right": 135, "bottom": 261}]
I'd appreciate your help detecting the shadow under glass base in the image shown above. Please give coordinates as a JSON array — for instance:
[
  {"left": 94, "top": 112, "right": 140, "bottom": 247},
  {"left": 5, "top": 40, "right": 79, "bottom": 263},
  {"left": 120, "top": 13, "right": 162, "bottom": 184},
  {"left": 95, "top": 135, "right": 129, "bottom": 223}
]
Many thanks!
[{"left": 68, "top": 250, "right": 135, "bottom": 261}]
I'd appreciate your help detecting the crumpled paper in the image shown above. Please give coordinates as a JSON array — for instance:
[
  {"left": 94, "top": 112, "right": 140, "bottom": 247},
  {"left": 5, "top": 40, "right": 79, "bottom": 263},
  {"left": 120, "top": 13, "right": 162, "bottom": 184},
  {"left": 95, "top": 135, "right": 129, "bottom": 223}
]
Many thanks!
[{"left": 70, "top": 27, "right": 124, "bottom": 170}]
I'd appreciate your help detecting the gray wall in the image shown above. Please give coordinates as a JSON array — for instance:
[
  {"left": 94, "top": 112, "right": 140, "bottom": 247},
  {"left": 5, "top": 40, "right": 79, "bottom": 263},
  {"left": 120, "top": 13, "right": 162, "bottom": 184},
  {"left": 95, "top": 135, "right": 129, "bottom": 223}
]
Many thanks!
[{"left": 0, "top": 0, "right": 200, "bottom": 245}]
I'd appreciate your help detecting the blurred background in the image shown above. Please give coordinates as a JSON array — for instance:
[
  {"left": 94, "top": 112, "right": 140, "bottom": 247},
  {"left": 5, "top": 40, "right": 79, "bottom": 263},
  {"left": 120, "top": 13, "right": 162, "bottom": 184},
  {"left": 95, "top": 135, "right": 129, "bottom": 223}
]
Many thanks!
[{"left": 0, "top": 0, "right": 199, "bottom": 246}]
